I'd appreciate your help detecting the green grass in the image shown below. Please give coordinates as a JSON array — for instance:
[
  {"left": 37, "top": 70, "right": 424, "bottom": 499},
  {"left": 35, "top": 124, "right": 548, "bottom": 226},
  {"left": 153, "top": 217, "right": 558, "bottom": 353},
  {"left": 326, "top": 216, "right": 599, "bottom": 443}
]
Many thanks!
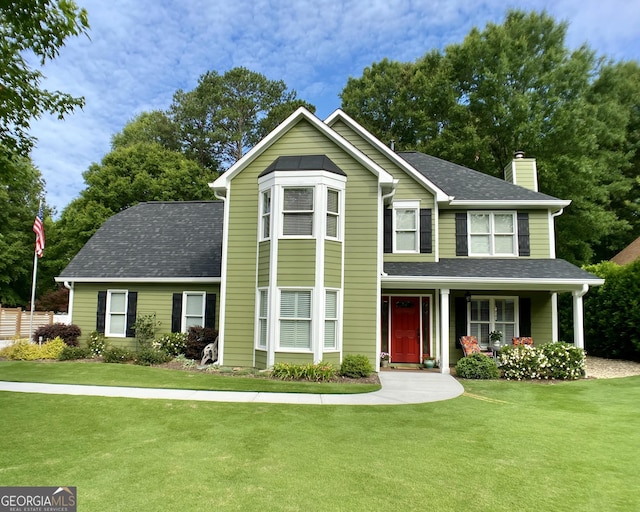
[
  {"left": 1, "top": 376, "right": 639, "bottom": 511},
  {"left": 0, "top": 361, "right": 380, "bottom": 394}
]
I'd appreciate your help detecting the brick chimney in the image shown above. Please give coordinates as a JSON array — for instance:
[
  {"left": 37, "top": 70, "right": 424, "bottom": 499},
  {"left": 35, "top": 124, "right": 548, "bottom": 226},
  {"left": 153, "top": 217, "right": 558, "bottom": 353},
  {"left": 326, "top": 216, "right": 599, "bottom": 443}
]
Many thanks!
[{"left": 504, "top": 151, "right": 538, "bottom": 191}]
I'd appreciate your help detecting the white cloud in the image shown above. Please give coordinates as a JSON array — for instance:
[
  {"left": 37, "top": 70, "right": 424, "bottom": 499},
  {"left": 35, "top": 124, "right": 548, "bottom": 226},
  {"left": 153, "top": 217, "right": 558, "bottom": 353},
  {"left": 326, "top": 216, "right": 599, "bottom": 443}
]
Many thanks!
[{"left": 26, "top": 0, "right": 640, "bottom": 215}]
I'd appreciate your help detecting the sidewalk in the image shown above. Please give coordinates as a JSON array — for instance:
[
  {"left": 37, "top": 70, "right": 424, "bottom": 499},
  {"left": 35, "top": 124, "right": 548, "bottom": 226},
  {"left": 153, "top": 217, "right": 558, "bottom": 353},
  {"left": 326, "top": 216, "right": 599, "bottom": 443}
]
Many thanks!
[{"left": 0, "top": 371, "right": 463, "bottom": 405}]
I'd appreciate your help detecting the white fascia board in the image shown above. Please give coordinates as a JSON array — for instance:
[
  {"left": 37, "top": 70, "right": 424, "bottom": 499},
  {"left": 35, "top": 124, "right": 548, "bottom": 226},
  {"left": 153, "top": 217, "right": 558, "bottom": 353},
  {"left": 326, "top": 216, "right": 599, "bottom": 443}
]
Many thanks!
[
  {"left": 325, "top": 109, "right": 450, "bottom": 202},
  {"left": 442, "top": 199, "right": 571, "bottom": 209},
  {"left": 55, "top": 277, "right": 221, "bottom": 284},
  {"left": 381, "top": 275, "right": 604, "bottom": 292},
  {"left": 210, "top": 107, "right": 395, "bottom": 192}
]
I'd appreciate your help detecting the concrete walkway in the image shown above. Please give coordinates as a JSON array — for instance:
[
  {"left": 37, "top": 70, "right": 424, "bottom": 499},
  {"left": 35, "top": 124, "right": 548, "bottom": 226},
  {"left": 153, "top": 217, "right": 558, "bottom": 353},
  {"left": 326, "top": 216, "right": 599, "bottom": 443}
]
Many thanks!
[{"left": 0, "top": 371, "right": 463, "bottom": 405}]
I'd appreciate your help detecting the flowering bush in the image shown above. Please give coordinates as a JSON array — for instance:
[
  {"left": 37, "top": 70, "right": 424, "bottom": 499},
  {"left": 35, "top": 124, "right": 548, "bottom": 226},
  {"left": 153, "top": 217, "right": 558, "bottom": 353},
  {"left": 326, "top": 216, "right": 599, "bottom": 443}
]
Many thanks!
[
  {"left": 88, "top": 331, "right": 107, "bottom": 357},
  {"left": 498, "top": 342, "right": 585, "bottom": 380},
  {"left": 154, "top": 332, "right": 188, "bottom": 357}
]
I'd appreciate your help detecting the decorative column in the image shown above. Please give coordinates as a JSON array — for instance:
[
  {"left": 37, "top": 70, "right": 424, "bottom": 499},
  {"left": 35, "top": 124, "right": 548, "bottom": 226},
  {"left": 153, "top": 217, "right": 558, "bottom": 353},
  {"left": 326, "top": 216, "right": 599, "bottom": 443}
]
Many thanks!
[
  {"left": 573, "top": 285, "right": 589, "bottom": 349},
  {"left": 439, "top": 288, "right": 450, "bottom": 374}
]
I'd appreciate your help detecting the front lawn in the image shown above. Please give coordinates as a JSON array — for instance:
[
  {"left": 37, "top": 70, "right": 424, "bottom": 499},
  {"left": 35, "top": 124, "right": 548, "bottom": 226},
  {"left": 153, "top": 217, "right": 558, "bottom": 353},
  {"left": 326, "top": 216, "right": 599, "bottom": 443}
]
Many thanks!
[
  {"left": 0, "top": 360, "right": 380, "bottom": 394},
  {"left": 1, "top": 376, "right": 638, "bottom": 511}
]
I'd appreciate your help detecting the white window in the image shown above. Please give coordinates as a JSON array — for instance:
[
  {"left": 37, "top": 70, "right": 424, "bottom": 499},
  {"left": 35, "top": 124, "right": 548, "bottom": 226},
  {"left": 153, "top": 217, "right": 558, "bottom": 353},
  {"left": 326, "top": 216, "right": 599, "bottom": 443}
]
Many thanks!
[
  {"left": 326, "top": 189, "right": 340, "bottom": 239},
  {"left": 261, "top": 190, "right": 271, "bottom": 240},
  {"left": 283, "top": 187, "right": 314, "bottom": 236},
  {"left": 279, "top": 290, "right": 312, "bottom": 349},
  {"left": 469, "top": 212, "right": 517, "bottom": 256},
  {"left": 182, "top": 292, "right": 205, "bottom": 331},
  {"left": 393, "top": 202, "right": 419, "bottom": 253},
  {"left": 257, "top": 289, "right": 268, "bottom": 349},
  {"left": 106, "top": 290, "right": 127, "bottom": 337},
  {"left": 324, "top": 290, "right": 339, "bottom": 349},
  {"left": 468, "top": 297, "right": 517, "bottom": 348}
]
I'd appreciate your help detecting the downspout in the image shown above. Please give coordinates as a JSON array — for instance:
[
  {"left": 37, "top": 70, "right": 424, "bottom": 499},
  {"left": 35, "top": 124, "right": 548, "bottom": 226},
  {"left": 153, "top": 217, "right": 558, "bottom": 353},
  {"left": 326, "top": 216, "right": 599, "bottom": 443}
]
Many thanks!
[
  {"left": 549, "top": 208, "right": 564, "bottom": 258},
  {"left": 213, "top": 187, "right": 227, "bottom": 366},
  {"left": 63, "top": 281, "right": 74, "bottom": 324}
]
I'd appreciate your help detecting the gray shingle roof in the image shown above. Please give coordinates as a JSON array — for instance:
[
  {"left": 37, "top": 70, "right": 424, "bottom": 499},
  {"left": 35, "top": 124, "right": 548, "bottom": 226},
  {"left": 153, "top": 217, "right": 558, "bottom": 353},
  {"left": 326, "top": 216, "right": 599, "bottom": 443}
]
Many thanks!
[
  {"left": 58, "top": 201, "right": 223, "bottom": 279},
  {"left": 259, "top": 155, "right": 346, "bottom": 177},
  {"left": 384, "top": 258, "right": 601, "bottom": 282},
  {"left": 398, "top": 151, "right": 560, "bottom": 202}
]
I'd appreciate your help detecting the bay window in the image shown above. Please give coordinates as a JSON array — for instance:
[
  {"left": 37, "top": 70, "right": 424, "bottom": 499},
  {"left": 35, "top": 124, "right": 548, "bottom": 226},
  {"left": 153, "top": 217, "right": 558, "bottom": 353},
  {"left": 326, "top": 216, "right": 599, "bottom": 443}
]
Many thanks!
[
  {"left": 279, "top": 290, "right": 312, "bottom": 349},
  {"left": 283, "top": 187, "right": 314, "bottom": 236}
]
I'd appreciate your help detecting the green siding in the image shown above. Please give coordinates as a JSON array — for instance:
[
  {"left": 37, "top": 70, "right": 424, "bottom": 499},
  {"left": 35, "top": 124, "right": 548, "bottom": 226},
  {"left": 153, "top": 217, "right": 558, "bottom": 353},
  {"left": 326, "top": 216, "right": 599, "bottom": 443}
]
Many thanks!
[
  {"left": 274, "top": 352, "right": 314, "bottom": 365},
  {"left": 277, "top": 239, "right": 316, "bottom": 287},
  {"left": 255, "top": 349, "right": 267, "bottom": 369},
  {"left": 513, "top": 158, "right": 537, "bottom": 191},
  {"left": 258, "top": 241, "right": 270, "bottom": 287},
  {"left": 439, "top": 211, "right": 457, "bottom": 258},
  {"left": 324, "top": 241, "right": 342, "bottom": 288},
  {"left": 71, "top": 282, "right": 220, "bottom": 349}
]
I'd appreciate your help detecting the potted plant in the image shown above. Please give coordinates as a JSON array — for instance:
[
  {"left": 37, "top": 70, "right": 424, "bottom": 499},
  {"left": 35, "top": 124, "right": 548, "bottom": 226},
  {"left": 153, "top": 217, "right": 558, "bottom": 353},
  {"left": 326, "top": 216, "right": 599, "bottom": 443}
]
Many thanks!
[
  {"left": 423, "top": 354, "right": 436, "bottom": 369},
  {"left": 489, "top": 330, "right": 503, "bottom": 347},
  {"left": 380, "top": 352, "right": 390, "bottom": 367}
]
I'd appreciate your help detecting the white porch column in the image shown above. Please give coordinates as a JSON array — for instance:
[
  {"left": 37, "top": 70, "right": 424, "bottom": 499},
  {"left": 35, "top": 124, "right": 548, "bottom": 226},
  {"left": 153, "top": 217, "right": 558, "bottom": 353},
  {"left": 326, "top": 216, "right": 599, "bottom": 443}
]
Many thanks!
[
  {"left": 439, "top": 288, "right": 450, "bottom": 374},
  {"left": 573, "top": 285, "right": 589, "bottom": 349}
]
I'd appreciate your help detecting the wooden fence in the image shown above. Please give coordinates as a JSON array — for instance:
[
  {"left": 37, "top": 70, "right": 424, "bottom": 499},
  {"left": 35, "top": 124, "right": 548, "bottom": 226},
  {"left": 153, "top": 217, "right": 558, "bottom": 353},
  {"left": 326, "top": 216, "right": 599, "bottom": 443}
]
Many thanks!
[{"left": 0, "top": 306, "right": 54, "bottom": 340}]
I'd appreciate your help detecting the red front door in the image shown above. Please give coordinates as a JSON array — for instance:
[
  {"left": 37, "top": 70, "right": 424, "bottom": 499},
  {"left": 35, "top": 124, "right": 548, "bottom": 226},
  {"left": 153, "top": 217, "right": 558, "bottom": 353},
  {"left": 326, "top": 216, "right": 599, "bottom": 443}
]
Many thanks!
[{"left": 391, "top": 297, "right": 421, "bottom": 363}]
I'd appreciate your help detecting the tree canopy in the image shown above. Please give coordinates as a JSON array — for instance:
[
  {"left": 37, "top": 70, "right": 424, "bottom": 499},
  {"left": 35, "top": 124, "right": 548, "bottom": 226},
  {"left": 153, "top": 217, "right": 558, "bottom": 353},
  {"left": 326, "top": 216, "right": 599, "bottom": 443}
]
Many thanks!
[
  {"left": 0, "top": 0, "right": 89, "bottom": 157},
  {"left": 341, "top": 10, "right": 639, "bottom": 265}
]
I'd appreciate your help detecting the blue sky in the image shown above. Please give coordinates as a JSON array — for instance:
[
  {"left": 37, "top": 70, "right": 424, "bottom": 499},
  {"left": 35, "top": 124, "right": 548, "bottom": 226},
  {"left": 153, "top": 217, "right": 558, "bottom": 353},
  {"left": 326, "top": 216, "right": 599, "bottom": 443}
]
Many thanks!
[{"left": 28, "top": 0, "right": 640, "bottom": 215}]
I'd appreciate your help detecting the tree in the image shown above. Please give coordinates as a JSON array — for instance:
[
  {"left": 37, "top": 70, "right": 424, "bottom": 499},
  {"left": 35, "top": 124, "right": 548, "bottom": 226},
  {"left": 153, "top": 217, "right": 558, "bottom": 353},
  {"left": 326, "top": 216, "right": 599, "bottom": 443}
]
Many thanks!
[
  {"left": 111, "top": 110, "right": 180, "bottom": 152},
  {"left": 170, "top": 67, "right": 315, "bottom": 170},
  {"left": 51, "top": 142, "right": 217, "bottom": 264},
  {"left": 0, "top": 0, "right": 89, "bottom": 157},
  {"left": 341, "top": 10, "right": 635, "bottom": 265},
  {"left": 0, "top": 154, "right": 46, "bottom": 306}
]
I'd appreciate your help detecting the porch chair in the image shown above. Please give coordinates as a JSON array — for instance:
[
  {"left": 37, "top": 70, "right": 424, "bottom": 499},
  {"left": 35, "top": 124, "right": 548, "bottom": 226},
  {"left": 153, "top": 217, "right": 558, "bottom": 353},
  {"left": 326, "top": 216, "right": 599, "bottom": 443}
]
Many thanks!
[
  {"left": 460, "top": 335, "right": 482, "bottom": 357},
  {"left": 512, "top": 337, "right": 533, "bottom": 346}
]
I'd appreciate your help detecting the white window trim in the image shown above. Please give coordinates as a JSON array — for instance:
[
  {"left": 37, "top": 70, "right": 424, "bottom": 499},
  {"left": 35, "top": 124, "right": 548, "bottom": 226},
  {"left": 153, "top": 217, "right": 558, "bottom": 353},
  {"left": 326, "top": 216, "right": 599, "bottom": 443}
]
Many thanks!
[
  {"left": 181, "top": 291, "right": 206, "bottom": 332},
  {"left": 260, "top": 189, "right": 271, "bottom": 241},
  {"left": 277, "top": 288, "right": 314, "bottom": 352},
  {"left": 393, "top": 200, "right": 420, "bottom": 253},
  {"left": 105, "top": 290, "right": 128, "bottom": 338},
  {"left": 256, "top": 288, "right": 268, "bottom": 350},
  {"left": 467, "top": 296, "right": 519, "bottom": 348},
  {"left": 323, "top": 288, "right": 341, "bottom": 351},
  {"left": 468, "top": 211, "right": 518, "bottom": 257},
  {"left": 326, "top": 188, "right": 341, "bottom": 241},
  {"left": 281, "top": 186, "right": 315, "bottom": 238}
]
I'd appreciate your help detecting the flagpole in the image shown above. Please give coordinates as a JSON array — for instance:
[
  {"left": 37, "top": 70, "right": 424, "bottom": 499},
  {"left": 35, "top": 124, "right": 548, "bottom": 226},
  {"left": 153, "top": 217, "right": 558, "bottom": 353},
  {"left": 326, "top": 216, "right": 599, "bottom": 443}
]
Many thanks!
[{"left": 29, "top": 247, "right": 39, "bottom": 343}]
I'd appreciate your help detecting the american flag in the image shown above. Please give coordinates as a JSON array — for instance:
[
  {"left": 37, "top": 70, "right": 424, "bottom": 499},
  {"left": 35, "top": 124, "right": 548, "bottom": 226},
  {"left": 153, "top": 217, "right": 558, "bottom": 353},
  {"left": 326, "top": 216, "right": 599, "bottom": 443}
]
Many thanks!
[{"left": 33, "top": 203, "right": 45, "bottom": 258}]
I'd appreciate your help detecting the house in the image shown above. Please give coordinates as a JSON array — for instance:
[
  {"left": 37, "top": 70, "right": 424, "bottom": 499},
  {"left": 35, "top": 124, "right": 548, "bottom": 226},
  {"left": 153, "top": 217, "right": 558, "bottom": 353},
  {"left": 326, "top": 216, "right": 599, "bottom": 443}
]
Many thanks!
[
  {"left": 610, "top": 236, "right": 640, "bottom": 265},
  {"left": 56, "top": 108, "right": 604, "bottom": 373}
]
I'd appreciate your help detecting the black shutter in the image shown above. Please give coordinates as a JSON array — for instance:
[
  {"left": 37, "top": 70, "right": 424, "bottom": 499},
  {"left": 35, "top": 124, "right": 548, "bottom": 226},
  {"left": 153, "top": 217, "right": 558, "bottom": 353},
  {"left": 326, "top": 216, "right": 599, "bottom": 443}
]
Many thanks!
[
  {"left": 125, "top": 291, "right": 138, "bottom": 338},
  {"left": 383, "top": 208, "right": 392, "bottom": 253},
  {"left": 519, "top": 297, "right": 532, "bottom": 337},
  {"left": 455, "top": 213, "right": 468, "bottom": 256},
  {"left": 96, "top": 291, "right": 107, "bottom": 334},
  {"left": 454, "top": 297, "right": 467, "bottom": 348},
  {"left": 205, "top": 293, "right": 216, "bottom": 329},
  {"left": 171, "top": 293, "right": 182, "bottom": 333},
  {"left": 517, "top": 212, "right": 530, "bottom": 256},
  {"left": 420, "top": 208, "right": 432, "bottom": 254}
]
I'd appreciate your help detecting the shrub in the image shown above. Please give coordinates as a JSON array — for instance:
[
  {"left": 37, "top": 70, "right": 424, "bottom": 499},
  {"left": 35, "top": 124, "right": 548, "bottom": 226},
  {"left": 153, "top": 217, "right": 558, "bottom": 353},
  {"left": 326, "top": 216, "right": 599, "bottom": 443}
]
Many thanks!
[
  {"left": 498, "top": 344, "right": 548, "bottom": 380},
  {"left": 133, "top": 314, "right": 159, "bottom": 349},
  {"left": 340, "top": 354, "right": 373, "bottom": 378},
  {"left": 185, "top": 327, "right": 218, "bottom": 360},
  {"left": 33, "top": 323, "right": 81, "bottom": 346},
  {"left": 59, "top": 345, "right": 91, "bottom": 361},
  {"left": 271, "top": 361, "right": 337, "bottom": 381},
  {"left": 0, "top": 337, "right": 66, "bottom": 360},
  {"left": 87, "top": 331, "right": 107, "bottom": 357},
  {"left": 134, "top": 348, "right": 173, "bottom": 366},
  {"left": 455, "top": 353, "right": 500, "bottom": 379},
  {"left": 539, "top": 342, "right": 585, "bottom": 380},
  {"left": 154, "top": 332, "right": 188, "bottom": 357},
  {"left": 103, "top": 347, "right": 136, "bottom": 364}
]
